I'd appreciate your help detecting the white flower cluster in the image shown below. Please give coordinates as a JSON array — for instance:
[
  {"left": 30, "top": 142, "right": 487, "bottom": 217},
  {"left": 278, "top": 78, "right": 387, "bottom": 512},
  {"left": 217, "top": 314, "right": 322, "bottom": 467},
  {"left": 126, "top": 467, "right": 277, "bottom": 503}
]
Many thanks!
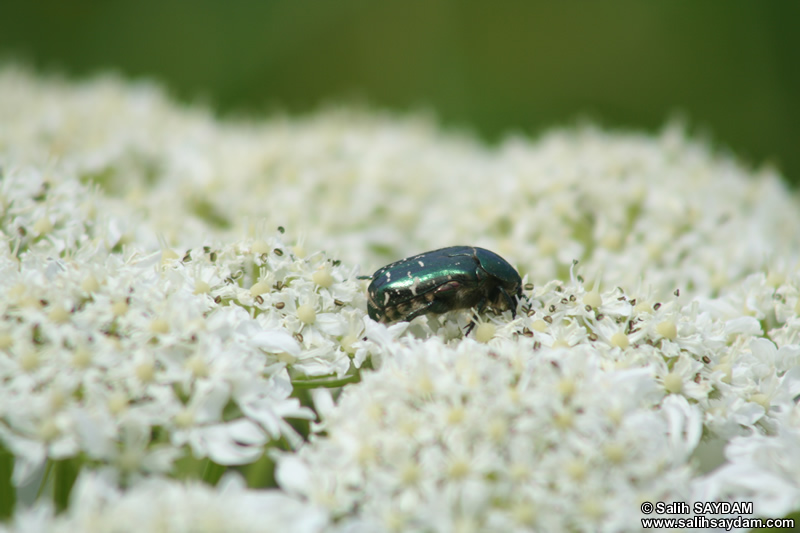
[
  {"left": 0, "top": 164, "right": 366, "bottom": 485},
  {"left": 2, "top": 67, "right": 798, "bottom": 296},
  {"left": 279, "top": 272, "right": 800, "bottom": 531},
  {"left": 279, "top": 336, "right": 700, "bottom": 532},
  {"left": 1, "top": 66, "right": 800, "bottom": 531}
]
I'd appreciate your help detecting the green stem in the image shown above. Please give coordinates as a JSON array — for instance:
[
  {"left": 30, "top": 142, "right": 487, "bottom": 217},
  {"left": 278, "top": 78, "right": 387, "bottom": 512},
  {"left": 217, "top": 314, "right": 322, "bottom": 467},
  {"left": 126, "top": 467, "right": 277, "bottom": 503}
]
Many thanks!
[
  {"left": 53, "top": 458, "right": 81, "bottom": 512},
  {"left": 291, "top": 367, "right": 362, "bottom": 389},
  {"left": 201, "top": 459, "right": 226, "bottom": 486},
  {"left": 0, "top": 444, "right": 15, "bottom": 520}
]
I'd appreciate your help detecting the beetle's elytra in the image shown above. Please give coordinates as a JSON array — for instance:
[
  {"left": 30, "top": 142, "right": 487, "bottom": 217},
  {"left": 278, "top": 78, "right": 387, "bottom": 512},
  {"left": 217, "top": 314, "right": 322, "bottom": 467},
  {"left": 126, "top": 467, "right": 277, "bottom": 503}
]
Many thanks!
[{"left": 361, "top": 246, "right": 522, "bottom": 331}]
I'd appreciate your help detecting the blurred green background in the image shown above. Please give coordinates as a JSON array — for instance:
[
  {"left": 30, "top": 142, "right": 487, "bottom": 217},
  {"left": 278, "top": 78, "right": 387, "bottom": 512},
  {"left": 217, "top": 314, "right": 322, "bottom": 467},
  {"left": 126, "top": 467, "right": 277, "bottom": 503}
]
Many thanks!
[{"left": 1, "top": 2, "right": 798, "bottom": 185}]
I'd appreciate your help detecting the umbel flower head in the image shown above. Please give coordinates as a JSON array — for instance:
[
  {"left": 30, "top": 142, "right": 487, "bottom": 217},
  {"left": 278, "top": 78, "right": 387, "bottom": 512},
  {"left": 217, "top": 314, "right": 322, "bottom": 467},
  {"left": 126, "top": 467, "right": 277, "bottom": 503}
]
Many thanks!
[
  {"left": 278, "top": 337, "right": 701, "bottom": 531},
  {"left": 1, "top": 66, "right": 800, "bottom": 532}
]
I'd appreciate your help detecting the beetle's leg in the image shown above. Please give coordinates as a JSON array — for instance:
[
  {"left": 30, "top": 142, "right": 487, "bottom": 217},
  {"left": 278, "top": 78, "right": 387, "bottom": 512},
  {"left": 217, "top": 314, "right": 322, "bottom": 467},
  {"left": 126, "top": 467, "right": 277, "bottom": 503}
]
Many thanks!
[
  {"left": 464, "top": 297, "right": 488, "bottom": 335},
  {"left": 498, "top": 287, "right": 518, "bottom": 318},
  {"left": 465, "top": 288, "right": 519, "bottom": 334}
]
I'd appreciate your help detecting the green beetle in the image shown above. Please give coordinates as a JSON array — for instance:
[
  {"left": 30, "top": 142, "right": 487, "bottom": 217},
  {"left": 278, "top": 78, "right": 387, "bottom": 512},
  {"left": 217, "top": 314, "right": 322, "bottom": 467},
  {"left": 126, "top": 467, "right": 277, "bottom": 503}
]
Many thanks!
[{"left": 361, "top": 246, "right": 522, "bottom": 332}]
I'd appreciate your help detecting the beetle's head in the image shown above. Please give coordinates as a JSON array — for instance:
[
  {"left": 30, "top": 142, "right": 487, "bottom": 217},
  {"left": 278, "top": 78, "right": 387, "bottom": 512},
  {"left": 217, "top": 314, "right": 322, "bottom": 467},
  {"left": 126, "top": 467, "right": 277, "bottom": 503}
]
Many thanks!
[{"left": 475, "top": 249, "right": 522, "bottom": 291}]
